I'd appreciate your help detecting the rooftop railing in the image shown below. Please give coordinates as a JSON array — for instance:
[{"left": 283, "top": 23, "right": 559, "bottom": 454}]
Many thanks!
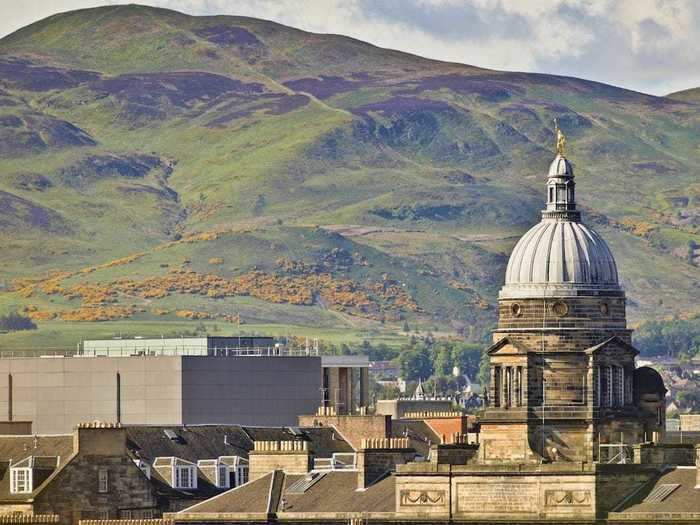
[{"left": 0, "top": 345, "right": 319, "bottom": 359}]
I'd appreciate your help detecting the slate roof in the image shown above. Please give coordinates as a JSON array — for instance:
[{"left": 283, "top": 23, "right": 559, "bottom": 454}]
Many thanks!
[
  {"left": 0, "top": 434, "right": 74, "bottom": 502},
  {"left": 278, "top": 471, "right": 395, "bottom": 513},
  {"left": 177, "top": 470, "right": 395, "bottom": 517},
  {"left": 612, "top": 467, "right": 700, "bottom": 517},
  {"left": 126, "top": 425, "right": 251, "bottom": 463},
  {"left": 126, "top": 425, "right": 351, "bottom": 464},
  {"left": 391, "top": 419, "right": 440, "bottom": 457},
  {"left": 242, "top": 426, "right": 353, "bottom": 456},
  {"left": 178, "top": 471, "right": 275, "bottom": 514}
]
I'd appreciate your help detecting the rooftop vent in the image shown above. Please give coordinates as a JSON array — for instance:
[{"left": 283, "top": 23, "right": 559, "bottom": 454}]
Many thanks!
[
  {"left": 643, "top": 483, "right": 680, "bottom": 503},
  {"left": 288, "top": 426, "right": 305, "bottom": 437},
  {"left": 286, "top": 471, "right": 326, "bottom": 494},
  {"left": 163, "top": 429, "right": 180, "bottom": 441}
]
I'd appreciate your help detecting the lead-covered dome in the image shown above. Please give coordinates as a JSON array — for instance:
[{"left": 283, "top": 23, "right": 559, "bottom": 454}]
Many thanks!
[
  {"left": 549, "top": 155, "right": 573, "bottom": 176},
  {"left": 503, "top": 220, "right": 619, "bottom": 296},
  {"left": 500, "top": 150, "right": 622, "bottom": 298}
]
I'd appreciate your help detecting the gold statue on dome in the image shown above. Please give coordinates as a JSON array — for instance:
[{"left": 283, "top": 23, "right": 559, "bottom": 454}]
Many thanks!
[{"left": 554, "top": 118, "right": 566, "bottom": 156}]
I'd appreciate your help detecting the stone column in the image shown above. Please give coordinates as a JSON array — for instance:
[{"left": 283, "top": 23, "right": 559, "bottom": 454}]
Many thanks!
[
  {"left": 501, "top": 366, "right": 508, "bottom": 408},
  {"left": 586, "top": 356, "right": 594, "bottom": 408},
  {"left": 359, "top": 367, "right": 369, "bottom": 409}
]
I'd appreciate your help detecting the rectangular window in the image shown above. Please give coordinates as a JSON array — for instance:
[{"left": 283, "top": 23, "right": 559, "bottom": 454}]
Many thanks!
[
  {"left": 98, "top": 468, "right": 109, "bottom": 493},
  {"left": 493, "top": 366, "right": 501, "bottom": 408},
  {"left": 517, "top": 367, "right": 523, "bottom": 406},
  {"left": 235, "top": 465, "right": 249, "bottom": 487},
  {"left": 615, "top": 367, "right": 625, "bottom": 407},
  {"left": 556, "top": 186, "right": 566, "bottom": 202},
  {"left": 174, "top": 466, "right": 196, "bottom": 489},
  {"left": 216, "top": 465, "right": 230, "bottom": 488},
  {"left": 10, "top": 468, "right": 31, "bottom": 494}
]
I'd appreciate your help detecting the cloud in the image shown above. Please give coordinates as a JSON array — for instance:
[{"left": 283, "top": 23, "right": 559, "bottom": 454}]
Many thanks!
[{"left": 0, "top": 0, "right": 698, "bottom": 95}]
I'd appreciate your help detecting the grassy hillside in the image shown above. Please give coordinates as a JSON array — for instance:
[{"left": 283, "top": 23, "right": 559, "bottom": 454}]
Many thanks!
[
  {"left": 666, "top": 87, "right": 700, "bottom": 103},
  {"left": 0, "top": 5, "right": 698, "bottom": 350}
]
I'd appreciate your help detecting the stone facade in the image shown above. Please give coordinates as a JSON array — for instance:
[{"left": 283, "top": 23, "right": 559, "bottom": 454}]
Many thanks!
[
  {"left": 248, "top": 441, "right": 311, "bottom": 481},
  {"left": 395, "top": 462, "right": 660, "bottom": 521},
  {"left": 479, "top": 151, "right": 665, "bottom": 464},
  {"left": 297, "top": 413, "right": 390, "bottom": 450},
  {"left": 32, "top": 427, "right": 158, "bottom": 524}
]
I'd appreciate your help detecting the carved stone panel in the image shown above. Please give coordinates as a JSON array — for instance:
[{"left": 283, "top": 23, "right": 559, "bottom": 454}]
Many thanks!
[
  {"left": 545, "top": 489, "right": 592, "bottom": 507},
  {"left": 400, "top": 489, "right": 446, "bottom": 506}
]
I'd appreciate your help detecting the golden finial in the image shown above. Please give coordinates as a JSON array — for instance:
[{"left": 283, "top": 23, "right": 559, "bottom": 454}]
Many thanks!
[{"left": 554, "top": 118, "right": 566, "bottom": 156}]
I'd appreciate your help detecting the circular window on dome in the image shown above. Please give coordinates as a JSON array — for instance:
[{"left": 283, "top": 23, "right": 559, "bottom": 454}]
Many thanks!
[
  {"left": 551, "top": 301, "right": 568, "bottom": 317},
  {"left": 511, "top": 303, "right": 522, "bottom": 317},
  {"left": 600, "top": 302, "right": 610, "bottom": 315}
]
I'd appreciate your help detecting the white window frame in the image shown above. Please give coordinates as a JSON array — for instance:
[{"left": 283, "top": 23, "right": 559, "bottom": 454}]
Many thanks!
[
  {"left": 173, "top": 465, "right": 197, "bottom": 489},
  {"left": 216, "top": 464, "right": 230, "bottom": 489},
  {"left": 10, "top": 467, "right": 32, "bottom": 494},
  {"left": 235, "top": 465, "right": 249, "bottom": 487},
  {"left": 98, "top": 468, "right": 109, "bottom": 493}
]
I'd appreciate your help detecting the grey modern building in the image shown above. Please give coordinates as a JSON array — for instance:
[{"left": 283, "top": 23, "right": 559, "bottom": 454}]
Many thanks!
[{"left": 0, "top": 338, "right": 369, "bottom": 434}]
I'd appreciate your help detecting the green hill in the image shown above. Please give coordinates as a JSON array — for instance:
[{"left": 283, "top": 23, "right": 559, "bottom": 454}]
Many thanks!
[
  {"left": 0, "top": 5, "right": 698, "bottom": 350},
  {"left": 666, "top": 87, "right": 700, "bottom": 103}
]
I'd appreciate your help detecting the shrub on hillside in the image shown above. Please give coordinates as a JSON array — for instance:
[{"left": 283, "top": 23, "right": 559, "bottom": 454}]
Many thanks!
[{"left": 0, "top": 313, "right": 37, "bottom": 331}]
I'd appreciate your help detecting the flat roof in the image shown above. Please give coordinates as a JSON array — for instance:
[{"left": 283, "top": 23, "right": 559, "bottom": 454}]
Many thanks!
[{"left": 320, "top": 355, "right": 370, "bottom": 368}]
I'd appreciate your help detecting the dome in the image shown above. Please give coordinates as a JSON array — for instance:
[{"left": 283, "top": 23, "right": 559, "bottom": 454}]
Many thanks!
[
  {"left": 501, "top": 220, "right": 620, "bottom": 297},
  {"left": 549, "top": 154, "right": 573, "bottom": 177},
  {"left": 634, "top": 366, "right": 667, "bottom": 397}
]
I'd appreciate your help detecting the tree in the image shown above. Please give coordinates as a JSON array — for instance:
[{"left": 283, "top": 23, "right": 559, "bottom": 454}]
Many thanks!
[
  {"left": 0, "top": 313, "right": 36, "bottom": 332},
  {"left": 398, "top": 344, "right": 433, "bottom": 381}
]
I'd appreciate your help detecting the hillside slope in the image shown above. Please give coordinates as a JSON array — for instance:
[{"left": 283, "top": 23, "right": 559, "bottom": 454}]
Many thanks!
[
  {"left": 666, "top": 87, "right": 700, "bottom": 103},
  {"left": 0, "top": 5, "right": 698, "bottom": 349}
]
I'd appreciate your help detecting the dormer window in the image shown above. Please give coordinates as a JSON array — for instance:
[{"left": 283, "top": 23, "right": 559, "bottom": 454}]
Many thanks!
[
  {"left": 218, "top": 456, "right": 249, "bottom": 487},
  {"left": 10, "top": 467, "right": 32, "bottom": 494}
]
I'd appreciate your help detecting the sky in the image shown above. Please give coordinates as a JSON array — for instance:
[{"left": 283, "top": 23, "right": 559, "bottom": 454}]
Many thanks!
[{"left": 1, "top": 0, "right": 698, "bottom": 96}]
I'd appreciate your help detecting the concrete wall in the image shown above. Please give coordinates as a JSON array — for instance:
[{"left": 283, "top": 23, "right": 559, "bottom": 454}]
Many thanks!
[
  {"left": 181, "top": 356, "right": 321, "bottom": 427},
  {"left": 0, "top": 356, "right": 322, "bottom": 433}
]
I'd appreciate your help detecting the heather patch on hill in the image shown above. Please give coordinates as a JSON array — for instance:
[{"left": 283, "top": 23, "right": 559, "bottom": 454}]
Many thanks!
[{"left": 0, "top": 5, "right": 697, "bottom": 349}]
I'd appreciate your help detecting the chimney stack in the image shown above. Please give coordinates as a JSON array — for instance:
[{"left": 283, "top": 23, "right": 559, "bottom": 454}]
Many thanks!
[{"left": 695, "top": 444, "right": 700, "bottom": 489}]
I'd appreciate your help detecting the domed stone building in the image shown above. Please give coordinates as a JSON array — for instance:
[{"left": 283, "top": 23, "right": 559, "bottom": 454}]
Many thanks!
[{"left": 479, "top": 143, "right": 666, "bottom": 464}]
